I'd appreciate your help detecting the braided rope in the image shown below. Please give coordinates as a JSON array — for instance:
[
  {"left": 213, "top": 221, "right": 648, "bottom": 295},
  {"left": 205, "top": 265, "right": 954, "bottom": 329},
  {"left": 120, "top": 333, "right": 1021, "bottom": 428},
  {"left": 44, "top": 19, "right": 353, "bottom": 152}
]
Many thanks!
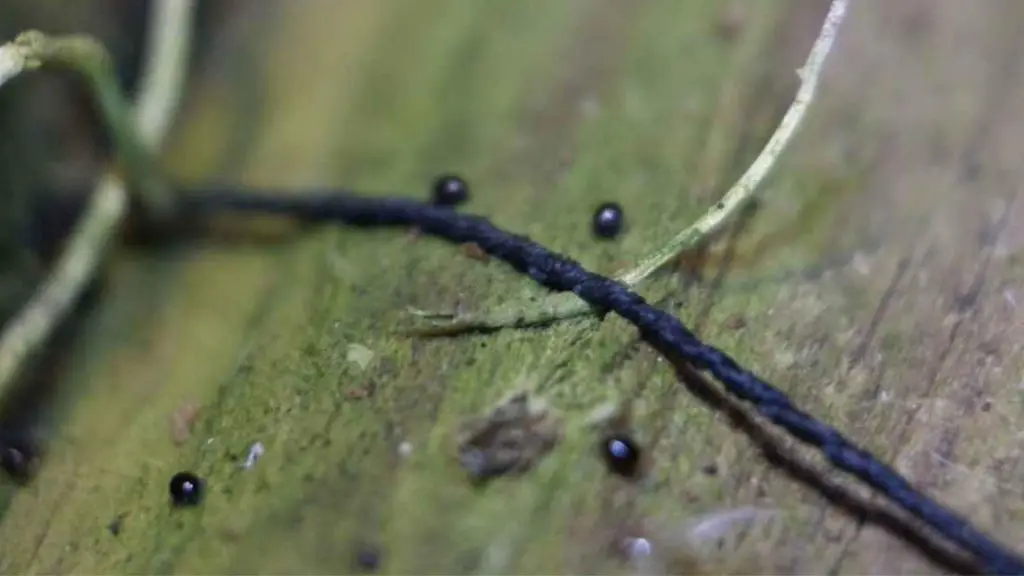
[{"left": 182, "top": 187, "right": 1024, "bottom": 574}]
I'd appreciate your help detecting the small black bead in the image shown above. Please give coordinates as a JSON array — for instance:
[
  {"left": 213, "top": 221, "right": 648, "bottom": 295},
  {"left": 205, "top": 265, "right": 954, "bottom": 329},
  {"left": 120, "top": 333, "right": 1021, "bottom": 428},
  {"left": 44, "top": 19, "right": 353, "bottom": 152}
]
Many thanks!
[
  {"left": 600, "top": 434, "right": 641, "bottom": 478},
  {"left": 169, "top": 471, "right": 204, "bottom": 507},
  {"left": 432, "top": 174, "right": 470, "bottom": 207},
  {"left": 107, "top": 513, "right": 126, "bottom": 536},
  {"left": 592, "top": 202, "right": 624, "bottom": 239},
  {"left": 0, "top": 441, "right": 37, "bottom": 484},
  {"left": 354, "top": 543, "right": 382, "bottom": 573}
]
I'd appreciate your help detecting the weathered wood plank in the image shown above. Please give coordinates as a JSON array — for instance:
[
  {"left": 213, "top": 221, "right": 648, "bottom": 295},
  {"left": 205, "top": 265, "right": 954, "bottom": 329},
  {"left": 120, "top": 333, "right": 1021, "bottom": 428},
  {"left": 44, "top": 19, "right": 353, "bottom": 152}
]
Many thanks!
[{"left": 1, "top": 0, "right": 1022, "bottom": 573}]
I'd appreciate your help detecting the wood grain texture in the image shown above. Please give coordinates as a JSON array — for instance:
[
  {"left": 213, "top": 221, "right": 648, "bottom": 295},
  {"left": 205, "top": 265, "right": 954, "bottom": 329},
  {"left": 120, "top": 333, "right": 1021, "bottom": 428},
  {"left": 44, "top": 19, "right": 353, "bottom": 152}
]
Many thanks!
[{"left": 1, "top": 0, "right": 1023, "bottom": 573}]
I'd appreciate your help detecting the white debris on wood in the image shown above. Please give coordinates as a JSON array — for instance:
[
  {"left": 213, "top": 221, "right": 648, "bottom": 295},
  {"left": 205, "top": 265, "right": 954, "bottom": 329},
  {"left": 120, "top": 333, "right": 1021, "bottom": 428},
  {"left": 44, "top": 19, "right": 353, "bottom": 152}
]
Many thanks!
[
  {"left": 1003, "top": 289, "right": 1017, "bottom": 309},
  {"left": 346, "top": 343, "right": 375, "bottom": 371},
  {"left": 242, "top": 441, "right": 265, "bottom": 469}
]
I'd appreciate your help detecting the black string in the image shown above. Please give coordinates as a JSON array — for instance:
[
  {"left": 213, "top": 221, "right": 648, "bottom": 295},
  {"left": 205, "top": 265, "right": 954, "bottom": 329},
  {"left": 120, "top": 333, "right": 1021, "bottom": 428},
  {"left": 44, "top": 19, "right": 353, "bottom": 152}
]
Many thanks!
[{"left": 182, "top": 187, "right": 1024, "bottom": 574}]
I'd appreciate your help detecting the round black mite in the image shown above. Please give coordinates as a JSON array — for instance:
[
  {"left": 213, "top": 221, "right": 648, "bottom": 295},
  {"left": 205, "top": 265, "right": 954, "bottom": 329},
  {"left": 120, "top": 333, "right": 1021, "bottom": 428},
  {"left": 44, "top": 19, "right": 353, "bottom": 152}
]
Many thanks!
[
  {"left": 0, "top": 440, "right": 38, "bottom": 485},
  {"left": 431, "top": 174, "right": 470, "bottom": 207},
  {"left": 600, "top": 434, "right": 641, "bottom": 478},
  {"left": 168, "top": 471, "right": 204, "bottom": 507},
  {"left": 592, "top": 202, "right": 625, "bottom": 239},
  {"left": 354, "top": 543, "right": 382, "bottom": 573},
  {"left": 0, "top": 447, "right": 28, "bottom": 483}
]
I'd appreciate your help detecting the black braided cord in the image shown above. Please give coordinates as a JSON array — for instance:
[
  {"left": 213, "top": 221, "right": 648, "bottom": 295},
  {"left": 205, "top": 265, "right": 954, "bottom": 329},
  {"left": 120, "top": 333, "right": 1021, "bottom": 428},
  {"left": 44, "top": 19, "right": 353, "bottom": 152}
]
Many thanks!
[{"left": 183, "top": 189, "right": 1024, "bottom": 574}]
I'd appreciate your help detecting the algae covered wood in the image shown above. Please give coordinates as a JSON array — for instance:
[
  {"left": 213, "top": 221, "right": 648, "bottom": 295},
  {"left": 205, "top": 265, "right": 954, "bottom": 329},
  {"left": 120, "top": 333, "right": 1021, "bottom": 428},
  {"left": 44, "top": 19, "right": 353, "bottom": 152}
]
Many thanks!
[{"left": 1, "top": 0, "right": 1023, "bottom": 573}]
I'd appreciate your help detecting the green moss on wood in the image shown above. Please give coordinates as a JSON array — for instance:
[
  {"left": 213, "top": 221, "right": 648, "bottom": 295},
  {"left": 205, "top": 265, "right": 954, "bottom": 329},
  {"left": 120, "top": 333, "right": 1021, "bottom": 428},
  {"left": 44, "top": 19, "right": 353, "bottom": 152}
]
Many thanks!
[{"left": 5, "top": 1, "right": 1009, "bottom": 574}]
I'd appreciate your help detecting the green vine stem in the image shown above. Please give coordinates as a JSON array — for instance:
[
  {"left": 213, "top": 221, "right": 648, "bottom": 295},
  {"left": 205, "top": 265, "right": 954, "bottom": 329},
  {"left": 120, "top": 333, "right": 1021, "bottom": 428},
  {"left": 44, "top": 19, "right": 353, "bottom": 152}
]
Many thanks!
[
  {"left": 0, "top": 1, "right": 194, "bottom": 399},
  {"left": 409, "top": 0, "right": 851, "bottom": 335},
  {"left": 11, "top": 30, "right": 177, "bottom": 221}
]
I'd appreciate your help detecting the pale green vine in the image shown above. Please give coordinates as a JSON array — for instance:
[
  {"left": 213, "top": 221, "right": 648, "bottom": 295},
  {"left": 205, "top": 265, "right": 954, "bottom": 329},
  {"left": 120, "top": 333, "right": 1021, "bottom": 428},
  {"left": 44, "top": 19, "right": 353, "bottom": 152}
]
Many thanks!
[
  {"left": 409, "top": 0, "right": 851, "bottom": 335},
  {"left": 0, "top": 0, "right": 195, "bottom": 399}
]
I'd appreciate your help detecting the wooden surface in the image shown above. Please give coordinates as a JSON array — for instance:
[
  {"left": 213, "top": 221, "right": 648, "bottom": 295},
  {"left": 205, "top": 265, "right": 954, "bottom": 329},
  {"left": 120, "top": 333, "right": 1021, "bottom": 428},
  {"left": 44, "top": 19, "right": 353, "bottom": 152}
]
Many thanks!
[{"left": 1, "top": 0, "right": 1024, "bottom": 573}]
